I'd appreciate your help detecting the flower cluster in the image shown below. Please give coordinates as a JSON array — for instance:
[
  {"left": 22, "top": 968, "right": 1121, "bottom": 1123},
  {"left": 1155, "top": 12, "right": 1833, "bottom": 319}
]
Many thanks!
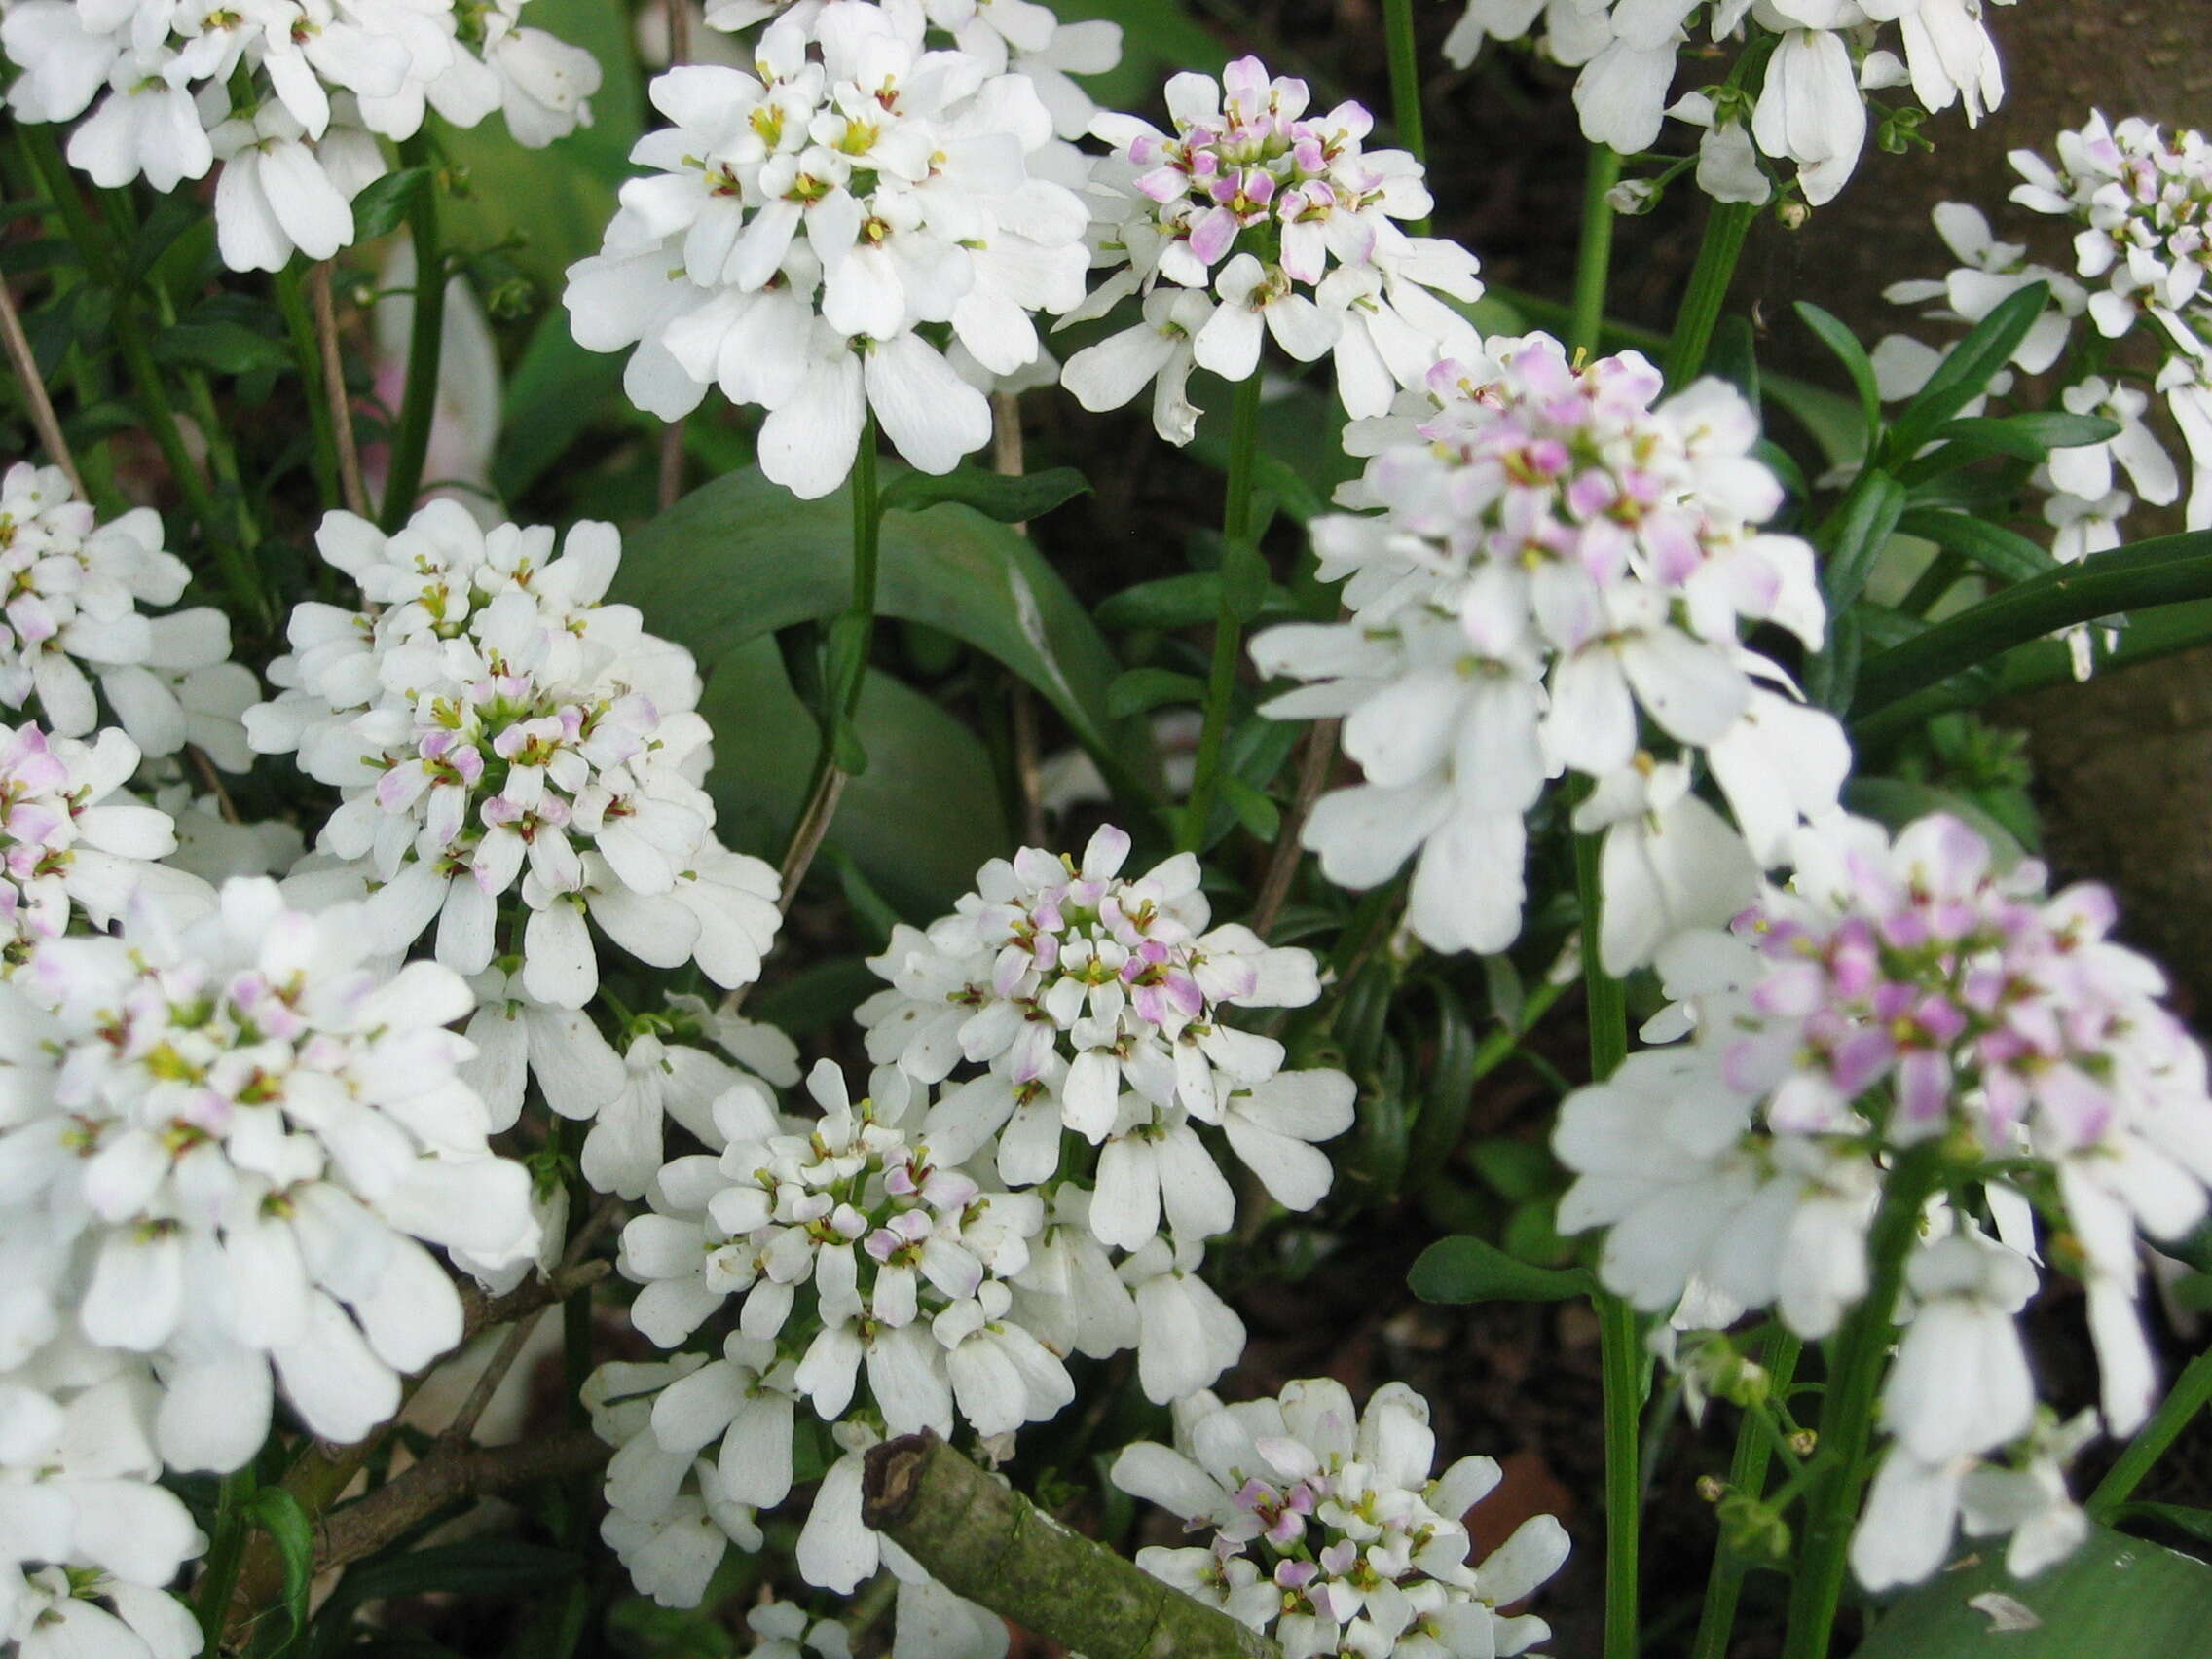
[
  {"left": 1449, "top": 0, "right": 2013, "bottom": 210},
  {"left": 0, "top": 465, "right": 252, "bottom": 768},
  {"left": 0, "top": 720, "right": 191, "bottom": 970},
  {"left": 0, "top": 876, "right": 540, "bottom": 1473},
  {"left": 565, "top": 0, "right": 1090, "bottom": 497},
  {"left": 1063, "top": 55, "right": 1482, "bottom": 437},
  {"left": 1, "top": 0, "right": 600, "bottom": 272},
  {"left": 1875, "top": 113, "right": 2212, "bottom": 639},
  {"left": 0, "top": 1339, "right": 204, "bottom": 1659},
  {"left": 1554, "top": 810, "right": 2212, "bottom": 1588},
  {"left": 596, "top": 1058, "right": 1071, "bottom": 1623},
  {"left": 242, "top": 500, "right": 782, "bottom": 1077},
  {"left": 859, "top": 824, "right": 1353, "bottom": 1255},
  {"left": 1251, "top": 332, "right": 1844, "bottom": 967},
  {"left": 1113, "top": 1378, "right": 1567, "bottom": 1659}
]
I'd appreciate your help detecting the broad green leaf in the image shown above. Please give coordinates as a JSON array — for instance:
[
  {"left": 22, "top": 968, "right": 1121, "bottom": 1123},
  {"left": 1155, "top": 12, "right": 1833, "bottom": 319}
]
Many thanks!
[
  {"left": 152, "top": 321, "right": 291, "bottom": 376},
  {"left": 2110, "top": 1504, "right": 2212, "bottom": 1551},
  {"left": 1851, "top": 1525, "right": 2212, "bottom": 1659},
  {"left": 492, "top": 308, "right": 627, "bottom": 501},
  {"left": 1884, "top": 281, "right": 2050, "bottom": 461},
  {"left": 1098, "top": 571, "right": 1235, "bottom": 631},
  {"left": 878, "top": 465, "right": 1089, "bottom": 524},
  {"left": 1894, "top": 509, "right": 2054, "bottom": 585},
  {"left": 1794, "top": 302, "right": 1879, "bottom": 448},
  {"left": 348, "top": 168, "right": 433, "bottom": 243},
  {"left": 1842, "top": 777, "right": 2026, "bottom": 867},
  {"left": 699, "top": 640, "right": 1006, "bottom": 916},
  {"left": 1107, "top": 667, "right": 1205, "bottom": 718},
  {"left": 1409, "top": 1235, "right": 1592, "bottom": 1304},
  {"left": 614, "top": 465, "right": 1144, "bottom": 793},
  {"left": 1848, "top": 530, "right": 2212, "bottom": 720}
]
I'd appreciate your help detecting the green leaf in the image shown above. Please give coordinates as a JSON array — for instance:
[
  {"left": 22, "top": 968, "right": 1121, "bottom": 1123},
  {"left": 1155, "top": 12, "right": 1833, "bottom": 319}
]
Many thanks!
[
  {"left": 1848, "top": 530, "right": 2212, "bottom": 721},
  {"left": 246, "top": 1487, "right": 314, "bottom": 1641},
  {"left": 1097, "top": 572, "right": 1227, "bottom": 631},
  {"left": 1219, "top": 774, "right": 1280, "bottom": 840},
  {"left": 1106, "top": 667, "right": 1205, "bottom": 718},
  {"left": 152, "top": 321, "right": 292, "bottom": 376},
  {"left": 1851, "top": 1525, "right": 2212, "bottom": 1658},
  {"left": 1409, "top": 1235, "right": 1592, "bottom": 1304},
  {"left": 614, "top": 466, "right": 1146, "bottom": 795},
  {"left": 1820, "top": 471, "right": 1909, "bottom": 612},
  {"left": 2110, "top": 1504, "right": 2212, "bottom": 1550},
  {"left": 491, "top": 307, "right": 625, "bottom": 500},
  {"left": 1405, "top": 984, "right": 1479, "bottom": 1194},
  {"left": 1706, "top": 314, "right": 1760, "bottom": 410},
  {"left": 1894, "top": 509, "right": 2054, "bottom": 585},
  {"left": 1841, "top": 777, "right": 2027, "bottom": 866},
  {"left": 1909, "top": 411, "right": 2120, "bottom": 469},
  {"left": 1794, "top": 302, "right": 1880, "bottom": 448},
  {"left": 1884, "top": 281, "right": 2050, "bottom": 461},
  {"left": 699, "top": 640, "right": 1006, "bottom": 916},
  {"left": 878, "top": 465, "right": 1089, "bottom": 524},
  {"left": 349, "top": 168, "right": 434, "bottom": 243},
  {"left": 1469, "top": 1138, "right": 1558, "bottom": 1203}
]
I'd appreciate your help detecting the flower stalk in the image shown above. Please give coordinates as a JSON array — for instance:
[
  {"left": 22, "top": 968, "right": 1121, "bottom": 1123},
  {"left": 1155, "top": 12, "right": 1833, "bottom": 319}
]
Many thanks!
[
  {"left": 2087, "top": 1344, "right": 2212, "bottom": 1519},
  {"left": 1570, "top": 146, "right": 1622, "bottom": 360},
  {"left": 1662, "top": 201, "right": 1757, "bottom": 387},
  {"left": 1180, "top": 369, "right": 1266, "bottom": 852},
  {"left": 382, "top": 136, "right": 447, "bottom": 532},
  {"left": 1690, "top": 1334, "right": 1803, "bottom": 1659},
  {"left": 276, "top": 259, "right": 343, "bottom": 511},
  {"left": 0, "top": 272, "right": 84, "bottom": 497},
  {"left": 1382, "top": 0, "right": 1430, "bottom": 235}
]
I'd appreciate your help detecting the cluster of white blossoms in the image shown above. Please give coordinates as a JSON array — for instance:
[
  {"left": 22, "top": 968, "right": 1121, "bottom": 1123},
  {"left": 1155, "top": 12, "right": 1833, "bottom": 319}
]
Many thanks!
[
  {"left": 1062, "top": 55, "right": 1483, "bottom": 438},
  {"left": 0, "top": 466, "right": 254, "bottom": 770},
  {"left": 0, "top": 0, "right": 600, "bottom": 272},
  {"left": 858, "top": 826, "right": 1352, "bottom": 1390},
  {"left": 1251, "top": 332, "right": 1845, "bottom": 968},
  {"left": 1876, "top": 112, "right": 2212, "bottom": 623},
  {"left": 1553, "top": 810, "right": 2212, "bottom": 1590},
  {"left": 0, "top": 875, "right": 541, "bottom": 1474},
  {"left": 1113, "top": 1378, "right": 1567, "bottom": 1659},
  {"left": 1447, "top": 0, "right": 2013, "bottom": 209},
  {"left": 565, "top": 0, "right": 1091, "bottom": 498},
  {"left": 242, "top": 500, "right": 782, "bottom": 1105},
  {"left": 590, "top": 1059, "right": 1059, "bottom": 1644},
  {"left": 0, "top": 1339, "right": 205, "bottom": 1659}
]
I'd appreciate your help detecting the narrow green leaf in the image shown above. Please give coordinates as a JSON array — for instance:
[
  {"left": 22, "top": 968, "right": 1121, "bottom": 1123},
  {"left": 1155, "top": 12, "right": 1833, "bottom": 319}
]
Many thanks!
[
  {"left": 246, "top": 1488, "right": 314, "bottom": 1641},
  {"left": 1820, "top": 470, "right": 1909, "bottom": 612},
  {"left": 1794, "top": 301, "right": 1880, "bottom": 446},
  {"left": 2110, "top": 1503, "right": 2212, "bottom": 1550},
  {"left": 152, "top": 321, "right": 291, "bottom": 377},
  {"left": 1885, "top": 281, "right": 2050, "bottom": 461},
  {"left": 1851, "top": 1524, "right": 2212, "bottom": 1659},
  {"left": 1470, "top": 1138, "right": 1558, "bottom": 1203},
  {"left": 1409, "top": 1235, "right": 1592, "bottom": 1304},
  {"left": 1706, "top": 314, "right": 1761, "bottom": 410},
  {"left": 1096, "top": 572, "right": 1227, "bottom": 631},
  {"left": 1406, "top": 984, "right": 1480, "bottom": 1194},
  {"left": 348, "top": 167, "right": 434, "bottom": 243},
  {"left": 1106, "top": 667, "right": 1206, "bottom": 718},
  {"left": 1848, "top": 530, "right": 2212, "bottom": 721},
  {"left": 1894, "top": 509, "right": 2054, "bottom": 584},
  {"left": 493, "top": 308, "right": 625, "bottom": 499},
  {"left": 878, "top": 464, "right": 1089, "bottom": 524}
]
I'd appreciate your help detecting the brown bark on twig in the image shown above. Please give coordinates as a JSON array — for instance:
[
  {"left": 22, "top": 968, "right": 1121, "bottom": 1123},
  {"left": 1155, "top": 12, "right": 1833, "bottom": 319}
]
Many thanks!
[
  {"left": 863, "top": 1431, "right": 1280, "bottom": 1659},
  {"left": 0, "top": 276, "right": 84, "bottom": 498}
]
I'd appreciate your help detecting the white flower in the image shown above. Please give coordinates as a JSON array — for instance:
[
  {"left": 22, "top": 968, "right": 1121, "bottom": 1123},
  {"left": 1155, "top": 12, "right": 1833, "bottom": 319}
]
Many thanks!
[
  {"left": 1069, "top": 54, "right": 1479, "bottom": 427},
  {"left": 1252, "top": 334, "right": 1832, "bottom": 966},
  {"left": 0, "top": 877, "right": 537, "bottom": 1468},
  {"left": 243, "top": 503, "right": 781, "bottom": 1019},
  {"left": 1881, "top": 1231, "right": 2038, "bottom": 1466},
  {"left": 1113, "top": 1379, "right": 1567, "bottom": 1658},
  {"left": 0, "top": 465, "right": 247, "bottom": 767},
  {"left": 3, "top": 0, "right": 599, "bottom": 272},
  {"left": 566, "top": 0, "right": 1088, "bottom": 497}
]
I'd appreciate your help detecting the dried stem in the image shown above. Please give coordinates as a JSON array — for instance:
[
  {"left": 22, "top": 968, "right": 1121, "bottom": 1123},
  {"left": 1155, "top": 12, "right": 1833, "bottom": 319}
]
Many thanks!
[
  {"left": 311, "top": 263, "right": 370, "bottom": 517},
  {"left": 863, "top": 1431, "right": 1278, "bottom": 1659},
  {"left": 1250, "top": 716, "right": 1337, "bottom": 940},
  {"left": 184, "top": 745, "right": 241, "bottom": 825},
  {"left": 0, "top": 275, "right": 84, "bottom": 498}
]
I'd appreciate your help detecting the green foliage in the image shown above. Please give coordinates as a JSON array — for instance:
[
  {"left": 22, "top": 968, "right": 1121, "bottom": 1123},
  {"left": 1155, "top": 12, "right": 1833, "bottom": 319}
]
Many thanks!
[
  {"left": 1850, "top": 1527, "right": 2212, "bottom": 1658},
  {"left": 1409, "top": 1235, "right": 1592, "bottom": 1304}
]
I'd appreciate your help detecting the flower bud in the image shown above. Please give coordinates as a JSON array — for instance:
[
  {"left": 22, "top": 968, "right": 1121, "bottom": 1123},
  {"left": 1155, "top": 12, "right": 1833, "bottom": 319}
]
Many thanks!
[
  {"left": 1717, "top": 1494, "right": 1792, "bottom": 1565},
  {"left": 1606, "top": 179, "right": 1663, "bottom": 216}
]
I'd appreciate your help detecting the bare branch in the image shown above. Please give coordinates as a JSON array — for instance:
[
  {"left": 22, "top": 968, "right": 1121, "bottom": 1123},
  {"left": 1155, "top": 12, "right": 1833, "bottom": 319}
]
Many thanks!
[
  {"left": 863, "top": 1432, "right": 1279, "bottom": 1659},
  {"left": 1250, "top": 717, "right": 1338, "bottom": 940},
  {"left": 0, "top": 276, "right": 84, "bottom": 498},
  {"left": 309, "top": 263, "right": 370, "bottom": 518}
]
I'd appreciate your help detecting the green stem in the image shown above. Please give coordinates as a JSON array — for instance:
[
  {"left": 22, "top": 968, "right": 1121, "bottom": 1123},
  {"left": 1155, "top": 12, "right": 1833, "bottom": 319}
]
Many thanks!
[
  {"left": 1779, "top": 1145, "right": 1946, "bottom": 1659},
  {"left": 1179, "top": 371, "right": 1266, "bottom": 853},
  {"left": 276, "top": 260, "right": 341, "bottom": 510},
  {"left": 381, "top": 137, "right": 445, "bottom": 531},
  {"left": 1574, "top": 830, "right": 1637, "bottom": 1659},
  {"left": 1569, "top": 146, "right": 1622, "bottom": 360},
  {"left": 17, "top": 129, "right": 269, "bottom": 627},
  {"left": 1691, "top": 1335, "right": 1804, "bottom": 1659},
  {"left": 842, "top": 419, "right": 882, "bottom": 726},
  {"left": 1381, "top": 0, "right": 1430, "bottom": 236},
  {"left": 1662, "top": 201, "right": 1756, "bottom": 387},
  {"left": 2087, "top": 1346, "right": 2212, "bottom": 1519},
  {"left": 1896, "top": 548, "right": 1966, "bottom": 618}
]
